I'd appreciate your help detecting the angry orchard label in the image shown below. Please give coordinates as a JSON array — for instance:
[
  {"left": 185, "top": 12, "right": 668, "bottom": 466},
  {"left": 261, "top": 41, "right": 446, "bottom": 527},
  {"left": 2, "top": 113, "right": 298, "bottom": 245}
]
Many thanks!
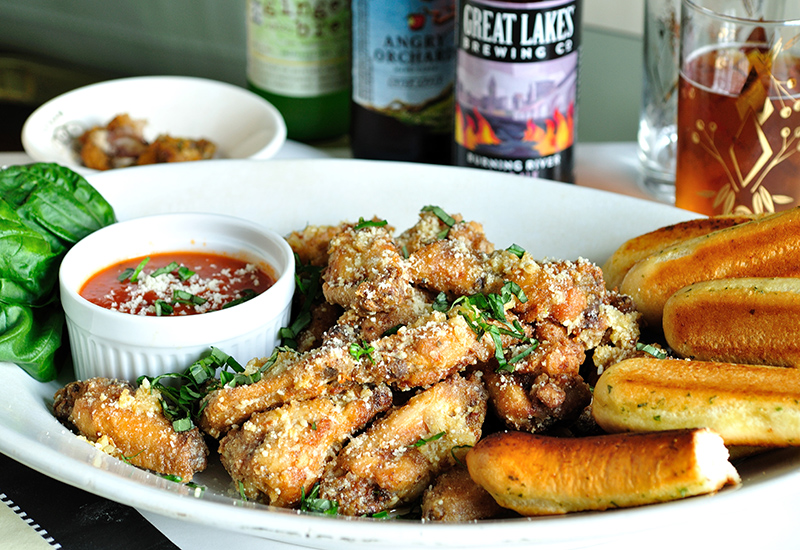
[
  {"left": 352, "top": 0, "right": 456, "bottom": 132},
  {"left": 454, "top": 0, "right": 581, "bottom": 182}
]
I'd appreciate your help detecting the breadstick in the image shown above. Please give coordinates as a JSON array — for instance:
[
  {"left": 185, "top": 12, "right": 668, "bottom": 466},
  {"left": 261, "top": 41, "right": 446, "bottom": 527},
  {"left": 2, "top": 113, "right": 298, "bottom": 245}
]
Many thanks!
[
  {"left": 618, "top": 207, "right": 800, "bottom": 327},
  {"left": 466, "top": 429, "right": 739, "bottom": 516},
  {"left": 592, "top": 357, "right": 800, "bottom": 446},
  {"left": 602, "top": 214, "right": 756, "bottom": 290},
  {"left": 663, "top": 277, "right": 800, "bottom": 368}
]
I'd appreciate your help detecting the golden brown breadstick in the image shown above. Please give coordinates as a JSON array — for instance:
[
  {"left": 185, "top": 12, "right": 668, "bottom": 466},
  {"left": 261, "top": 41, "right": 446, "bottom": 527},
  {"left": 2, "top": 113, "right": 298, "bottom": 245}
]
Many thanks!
[
  {"left": 619, "top": 207, "right": 800, "bottom": 327},
  {"left": 663, "top": 277, "right": 800, "bottom": 368},
  {"left": 466, "top": 429, "right": 739, "bottom": 516},
  {"left": 602, "top": 214, "right": 756, "bottom": 290},
  {"left": 592, "top": 357, "right": 800, "bottom": 446}
]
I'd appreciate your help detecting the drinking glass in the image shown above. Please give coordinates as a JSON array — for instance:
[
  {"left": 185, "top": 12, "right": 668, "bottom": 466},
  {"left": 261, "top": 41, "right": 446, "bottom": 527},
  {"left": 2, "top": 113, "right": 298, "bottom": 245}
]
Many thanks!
[
  {"left": 638, "top": 0, "right": 681, "bottom": 202},
  {"left": 675, "top": 0, "right": 800, "bottom": 216}
]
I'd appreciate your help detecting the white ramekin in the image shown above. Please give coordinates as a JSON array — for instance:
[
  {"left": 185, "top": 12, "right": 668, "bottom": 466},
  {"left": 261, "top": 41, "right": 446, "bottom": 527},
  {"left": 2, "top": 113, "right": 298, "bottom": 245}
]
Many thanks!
[{"left": 59, "top": 212, "right": 295, "bottom": 381}]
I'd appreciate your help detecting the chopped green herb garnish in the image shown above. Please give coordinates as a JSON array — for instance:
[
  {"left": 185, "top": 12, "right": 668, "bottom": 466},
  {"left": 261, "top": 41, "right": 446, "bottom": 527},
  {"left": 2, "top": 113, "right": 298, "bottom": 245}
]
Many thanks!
[
  {"left": 222, "top": 288, "right": 257, "bottom": 309},
  {"left": 506, "top": 243, "right": 526, "bottom": 258},
  {"left": 172, "top": 417, "right": 194, "bottom": 432},
  {"left": 151, "top": 261, "right": 180, "bottom": 277},
  {"left": 349, "top": 340, "right": 375, "bottom": 363},
  {"left": 238, "top": 480, "right": 247, "bottom": 501},
  {"left": 160, "top": 473, "right": 183, "bottom": 483},
  {"left": 280, "top": 255, "right": 324, "bottom": 349},
  {"left": 119, "top": 256, "right": 150, "bottom": 282},
  {"left": 177, "top": 265, "right": 195, "bottom": 281},
  {"left": 120, "top": 449, "right": 144, "bottom": 464},
  {"left": 450, "top": 444, "right": 473, "bottom": 466},
  {"left": 138, "top": 346, "right": 276, "bottom": 428},
  {"left": 636, "top": 342, "right": 668, "bottom": 359},
  {"left": 382, "top": 324, "right": 403, "bottom": 337},
  {"left": 432, "top": 292, "right": 450, "bottom": 313},
  {"left": 173, "top": 289, "right": 207, "bottom": 306},
  {"left": 409, "top": 431, "right": 446, "bottom": 448},
  {"left": 354, "top": 217, "right": 388, "bottom": 230},
  {"left": 453, "top": 282, "right": 536, "bottom": 372},
  {"left": 154, "top": 299, "right": 173, "bottom": 316},
  {"left": 421, "top": 205, "right": 455, "bottom": 238},
  {"left": 117, "top": 267, "right": 135, "bottom": 282},
  {"left": 300, "top": 484, "right": 339, "bottom": 515}
]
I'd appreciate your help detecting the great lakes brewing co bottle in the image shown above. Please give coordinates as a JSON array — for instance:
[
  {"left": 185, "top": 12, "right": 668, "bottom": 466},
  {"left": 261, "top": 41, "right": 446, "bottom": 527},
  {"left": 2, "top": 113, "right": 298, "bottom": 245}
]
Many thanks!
[
  {"left": 246, "top": 0, "right": 351, "bottom": 142},
  {"left": 454, "top": 0, "right": 581, "bottom": 182},
  {"left": 350, "top": 0, "right": 457, "bottom": 163}
]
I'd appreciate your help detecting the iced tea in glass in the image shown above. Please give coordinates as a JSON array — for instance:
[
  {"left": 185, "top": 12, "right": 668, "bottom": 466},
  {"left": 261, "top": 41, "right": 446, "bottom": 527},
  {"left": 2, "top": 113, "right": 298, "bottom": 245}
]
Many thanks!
[{"left": 674, "top": 0, "right": 800, "bottom": 216}]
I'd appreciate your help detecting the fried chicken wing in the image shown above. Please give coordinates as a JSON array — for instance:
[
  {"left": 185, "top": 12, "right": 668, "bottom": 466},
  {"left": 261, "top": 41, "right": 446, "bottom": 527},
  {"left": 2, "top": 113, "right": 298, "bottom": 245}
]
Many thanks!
[
  {"left": 218, "top": 384, "right": 392, "bottom": 507},
  {"left": 318, "top": 373, "right": 488, "bottom": 516},
  {"left": 199, "top": 330, "right": 363, "bottom": 438},
  {"left": 136, "top": 135, "right": 216, "bottom": 165},
  {"left": 483, "top": 369, "right": 592, "bottom": 433},
  {"left": 201, "top": 312, "right": 496, "bottom": 437},
  {"left": 285, "top": 223, "right": 350, "bottom": 267},
  {"left": 53, "top": 377, "right": 208, "bottom": 482},
  {"left": 421, "top": 465, "right": 506, "bottom": 522}
]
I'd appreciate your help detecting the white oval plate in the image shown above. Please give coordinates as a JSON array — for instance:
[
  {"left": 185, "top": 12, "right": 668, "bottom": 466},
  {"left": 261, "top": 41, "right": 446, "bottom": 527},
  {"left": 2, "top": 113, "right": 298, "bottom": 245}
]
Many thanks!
[{"left": 1, "top": 159, "right": 798, "bottom": 549}]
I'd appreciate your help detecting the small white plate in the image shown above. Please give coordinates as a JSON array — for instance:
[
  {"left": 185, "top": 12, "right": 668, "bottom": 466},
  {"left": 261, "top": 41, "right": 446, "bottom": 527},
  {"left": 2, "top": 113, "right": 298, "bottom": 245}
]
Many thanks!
[
  {"left": 2, "top": 159, "right": 798, "bottom": 549},
  {"left": 21, "top": 76, "right": 286, "bottom": 173}
]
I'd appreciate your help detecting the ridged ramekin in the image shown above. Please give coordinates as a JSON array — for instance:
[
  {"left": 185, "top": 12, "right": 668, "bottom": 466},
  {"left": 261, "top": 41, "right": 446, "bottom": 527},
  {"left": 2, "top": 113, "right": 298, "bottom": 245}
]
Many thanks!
[{"left": 59, "top": 212, "right": 295, "bottom": 381}]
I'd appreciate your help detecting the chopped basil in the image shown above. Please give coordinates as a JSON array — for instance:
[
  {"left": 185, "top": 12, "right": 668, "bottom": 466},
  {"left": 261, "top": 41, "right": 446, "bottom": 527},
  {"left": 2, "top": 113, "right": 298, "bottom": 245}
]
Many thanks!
[
  {"left": 222, "top": 288, "right": 257, "bottom": 309},
  {"left": 454, "top": 281, "right": 538, "bottom": 373},
  {"left": 130, "top": 257, "right": 150, "bottom": 282},
  {"left": 172, "top": 417, "right": 194, "bottom": 432},
  {"left": 409, "top": 431, "right": 446, "bottom": 448},
  {"left": 636, "top": 342, "right": 668, "bottom": 359},
  {"left": 354, "top": 217, "right": 388, "bottom": 230},
  {"left": 300, "top": 484, "right": 339, "bottom": 515},
  {"left": 151, "top": 261, "right": 180, "bottom": 277},
  {"left": 173, "top": 289, "right": 207, "bottom": 306},
  {"left": 154, "top": 299, "right": 173, "bottom": 316},
  {"left": 349, "top": 340, "right": 375, "bottom": 364},
  {"left": 117, "top": 267, "right": 135, "bottom": 282},
  {"left": 160, "top": 473, "right": 184, "bottom": 483},
  {"left": 506, "top": 243, "right": 526, "bottom": 258},
  {"left": 432, "top": 292, "right": 450, "bottom": 312},
  {"left": 382, "top": 324, "right": 403, "bottom": 337},
  {"left": 118, "top": 256, "right": 150, "bottom": 282},
  {"left": 177, "top": 265, "right": 195, "bottom": 281},
  {"left": 421, "top": 205, "right": 455, "bottom": 238},
  {"left": 421, "top": 205, "right": 455, "bottom": 227}
]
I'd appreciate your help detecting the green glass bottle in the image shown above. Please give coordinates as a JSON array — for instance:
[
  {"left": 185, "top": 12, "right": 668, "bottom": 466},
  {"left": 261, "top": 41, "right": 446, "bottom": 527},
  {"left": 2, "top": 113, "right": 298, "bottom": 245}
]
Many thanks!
[{"left": 246, "top": 0, "right": 351, "bottom": 142}]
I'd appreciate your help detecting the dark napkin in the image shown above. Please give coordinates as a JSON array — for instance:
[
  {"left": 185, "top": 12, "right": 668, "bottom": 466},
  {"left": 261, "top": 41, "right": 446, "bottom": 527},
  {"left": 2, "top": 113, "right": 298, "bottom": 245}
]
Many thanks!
[{"left": 0, "top": 452, "right": 178, "bottom": 550}]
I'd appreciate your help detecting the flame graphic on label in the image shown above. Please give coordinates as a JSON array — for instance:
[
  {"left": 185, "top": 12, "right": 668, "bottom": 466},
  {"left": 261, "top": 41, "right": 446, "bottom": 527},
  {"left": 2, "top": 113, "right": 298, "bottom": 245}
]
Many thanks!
[
  {"left": 523, "top": 104, "right": 575, "bottom": 156},
  {"left": 455, "top": 104, "right": 501, "bottom": 149}
]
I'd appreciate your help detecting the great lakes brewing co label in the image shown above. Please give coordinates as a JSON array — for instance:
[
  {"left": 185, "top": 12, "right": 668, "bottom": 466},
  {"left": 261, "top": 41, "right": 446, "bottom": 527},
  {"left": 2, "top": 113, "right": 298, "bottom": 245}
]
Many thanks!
[{"left": 455, "top": 0, "right": 581, "bottom": 181}]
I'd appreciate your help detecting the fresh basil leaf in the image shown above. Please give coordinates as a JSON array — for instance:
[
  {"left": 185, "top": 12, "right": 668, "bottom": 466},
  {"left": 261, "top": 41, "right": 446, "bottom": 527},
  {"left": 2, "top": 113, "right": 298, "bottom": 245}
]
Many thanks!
[{"left": 0, "top": 302, "right": 63, "bottom": 381}]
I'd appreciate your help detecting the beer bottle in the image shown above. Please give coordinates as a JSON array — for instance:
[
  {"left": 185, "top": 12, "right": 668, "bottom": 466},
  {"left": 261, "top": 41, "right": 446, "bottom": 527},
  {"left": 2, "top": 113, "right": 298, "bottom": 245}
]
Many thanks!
[
  {"left": 350, "top": 0, "right": 457, "bottom": 163},
  {"left": 246, "top": 0, "right": 351, "bottom": 142},
  {"left": 454, "top": 0, "right": 581, "bottom": 182}
]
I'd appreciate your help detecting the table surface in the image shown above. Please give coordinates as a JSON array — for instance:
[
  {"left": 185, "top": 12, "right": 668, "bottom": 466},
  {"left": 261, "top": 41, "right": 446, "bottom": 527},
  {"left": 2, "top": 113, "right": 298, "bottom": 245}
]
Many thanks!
[{"left": 0, "top": 141, "right": 676, "bottom": 550}]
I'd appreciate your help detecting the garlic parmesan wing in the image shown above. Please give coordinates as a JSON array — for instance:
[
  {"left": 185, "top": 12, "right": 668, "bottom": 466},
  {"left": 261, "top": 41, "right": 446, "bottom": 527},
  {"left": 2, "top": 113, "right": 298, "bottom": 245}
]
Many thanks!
[
  {"left": 218, "top": 384, "right": 392, "bottom": 508},
  {"left": 319, "top": 373, "right": 488, "bottom": 516},
  {"left": 53, "top": 377, "right": 208, "bottom": 482}
]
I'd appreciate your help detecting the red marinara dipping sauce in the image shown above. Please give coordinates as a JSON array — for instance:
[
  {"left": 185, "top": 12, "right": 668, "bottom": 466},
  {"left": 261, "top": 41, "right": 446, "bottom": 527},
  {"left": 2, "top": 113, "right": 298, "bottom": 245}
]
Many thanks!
[{"left": 80, "top": 251, "right": 276, "bottom": 316}]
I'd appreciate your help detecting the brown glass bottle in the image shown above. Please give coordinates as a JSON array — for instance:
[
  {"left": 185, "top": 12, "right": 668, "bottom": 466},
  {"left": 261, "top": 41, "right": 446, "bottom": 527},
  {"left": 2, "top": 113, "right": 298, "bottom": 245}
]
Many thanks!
[
  {"left": 350, "top": 0, "right": 457, "bottom": 164},
  {"left": 454, "top": 0, "right": 582, "bottom": 182}
]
